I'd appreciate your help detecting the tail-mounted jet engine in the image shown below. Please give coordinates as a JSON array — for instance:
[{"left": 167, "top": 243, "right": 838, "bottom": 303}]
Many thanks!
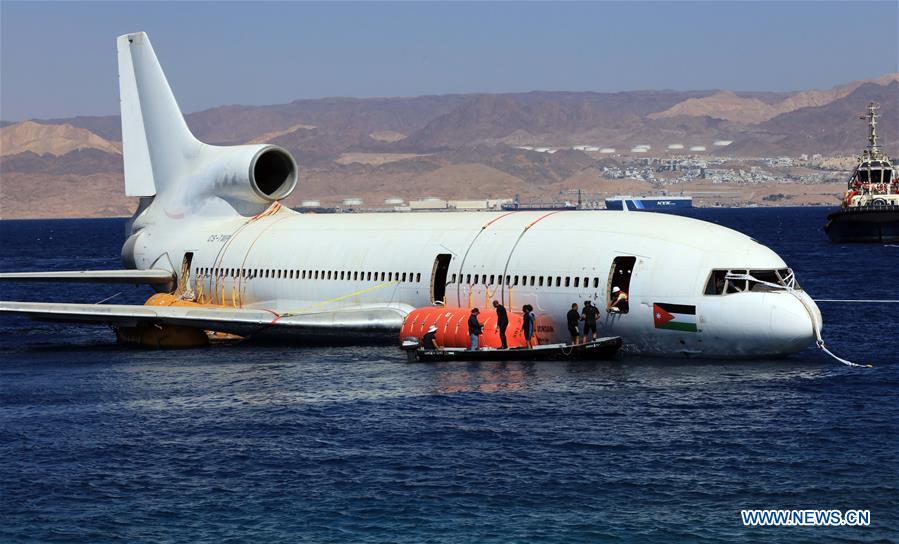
[{"left": 193, "top": 144, "right": 298, "bottom": 207}]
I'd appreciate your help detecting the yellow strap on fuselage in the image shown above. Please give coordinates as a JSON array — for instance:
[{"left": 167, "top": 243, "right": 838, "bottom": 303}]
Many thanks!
[{"left": 278, "top": 281, "right": 399, "bottom": 317}]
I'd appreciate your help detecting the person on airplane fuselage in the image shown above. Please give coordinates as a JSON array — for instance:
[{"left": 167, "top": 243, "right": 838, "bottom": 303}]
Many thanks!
[{"left": 608, "top": 286, "right": 628, "bottom": 313}]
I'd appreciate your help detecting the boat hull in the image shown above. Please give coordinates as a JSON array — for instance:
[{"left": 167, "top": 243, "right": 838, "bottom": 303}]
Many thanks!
[
  {"left": 406, "top": 336, "right": 622, "bottom": 362},
  {"left": 824, "top": 206, "right": 899, "bottom": 243}
]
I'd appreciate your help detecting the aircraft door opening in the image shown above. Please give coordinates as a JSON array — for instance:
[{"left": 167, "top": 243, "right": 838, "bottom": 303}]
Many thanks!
[
  {"left": 177, "top": 252, "right": 194, "bottom": 296},
  {"left": 608, "top": 256, "right": 635, "bottom": 313},
  {"left": 430, "top": 254, "right": 452, "bottom": 304}
]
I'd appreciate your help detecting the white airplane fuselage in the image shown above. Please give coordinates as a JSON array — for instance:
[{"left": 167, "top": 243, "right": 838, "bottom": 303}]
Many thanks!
[
  {"left": 0, "top": 32, "right": 824, "bottom": 358},
  {"left": 127, "top": 206, "right": 822, "bottom": 358}
]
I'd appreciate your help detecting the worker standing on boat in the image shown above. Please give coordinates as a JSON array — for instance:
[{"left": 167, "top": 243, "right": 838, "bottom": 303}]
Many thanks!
[
  {"left": 468, "top": 308, "right": 483, "bottom": 350},
  {"left": 567, "top": 303, "right": 581, "bottom": 344},
  {"left": 493, "top": 300, "right": 509, "bottom": 349},
  {"left": 522, "top": 304, "right": 536, "bottom": 348},
  {"left": 582, "top": 300, "right": 600, "bottom": 342},
  {"left": 422, "top": 325, "right": 441, "bottom": 350}
]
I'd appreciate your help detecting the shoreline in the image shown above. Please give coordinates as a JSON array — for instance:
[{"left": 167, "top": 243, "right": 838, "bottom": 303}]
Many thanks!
[{"left": 0, "top": 204, "right": 842, "bottom": 222}]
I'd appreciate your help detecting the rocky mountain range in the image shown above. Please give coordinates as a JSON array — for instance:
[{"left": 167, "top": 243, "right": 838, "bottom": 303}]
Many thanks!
[{"left": 0, "top": 74, "right": 896, "bottom": 218}]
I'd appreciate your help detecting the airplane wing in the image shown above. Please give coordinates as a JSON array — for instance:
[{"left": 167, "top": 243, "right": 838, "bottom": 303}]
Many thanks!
[
  {"left": 0, "top": 269, "right": 174, "bottom": 284},
  {"left": 0, "top": 301, "right": 413, "bottom": 342}
]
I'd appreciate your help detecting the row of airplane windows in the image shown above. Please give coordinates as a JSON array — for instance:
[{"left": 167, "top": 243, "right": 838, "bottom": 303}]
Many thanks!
[
  {"left": 197, "top": 267, "right": 422, "bottom": 283},
  {"left": 450, "top": 274, "right": 602, "bottom": 289},
  {"left": 195, "top": 267, "right": 603, "bottom": 290}
]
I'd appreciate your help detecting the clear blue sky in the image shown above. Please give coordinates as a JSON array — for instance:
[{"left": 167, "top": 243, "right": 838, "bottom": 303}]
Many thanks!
[{"left": 1, "top": 1, "right": 896, "bottom": 121}]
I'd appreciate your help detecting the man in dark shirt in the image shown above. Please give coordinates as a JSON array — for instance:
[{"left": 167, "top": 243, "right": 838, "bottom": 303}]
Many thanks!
[
  {"left": 493, "top": 300, "right": 509, "bottom": 349},
  {"left": 468, "top": 308, "right": 483, "bottom": 350},
  {"left": 566, "top": 303, "right": 581, "bottom": 344},
  {"left": 422, "top": 325, "right": 440, "bottom": 350},
  {"left": 581, "top": 300, "right": 600, "bottom": 342}
]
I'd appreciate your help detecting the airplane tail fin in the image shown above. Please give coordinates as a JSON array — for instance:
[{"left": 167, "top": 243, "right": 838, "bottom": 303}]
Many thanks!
[
  {"left": 117, "top": 32, "right": 200, "bottom": 197},
  {"left": 116, "top": 32, "right": 297, "bottom": 232}
]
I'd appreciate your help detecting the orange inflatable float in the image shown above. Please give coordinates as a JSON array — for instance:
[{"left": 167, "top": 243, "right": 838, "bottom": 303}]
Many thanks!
[
  {"left": 116, "top": 293, "right": 242, "bottom": 348},
  {"left": 400, "top": 307, "right": 529, "bottom": 349}
]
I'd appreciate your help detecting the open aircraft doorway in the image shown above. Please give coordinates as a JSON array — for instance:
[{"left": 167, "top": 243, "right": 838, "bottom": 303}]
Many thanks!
[
  {"left": 608, "top": 256, "right": 635, "bottom": 313},
  {"left": 430, "top": 254, "right": 452, "bottom": 305}
]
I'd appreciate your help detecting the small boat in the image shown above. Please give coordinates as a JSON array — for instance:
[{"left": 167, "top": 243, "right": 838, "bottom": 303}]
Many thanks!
[
  {"left": 824, "top": 102, "right": 899, "bottom": 243},
  {"left": 400, "top": 336, "right": 622, "bottom": 363}
]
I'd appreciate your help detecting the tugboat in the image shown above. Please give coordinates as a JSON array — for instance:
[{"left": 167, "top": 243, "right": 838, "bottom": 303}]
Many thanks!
[{"left": 824, "top": 102, "right": 899, "bottom": 243}]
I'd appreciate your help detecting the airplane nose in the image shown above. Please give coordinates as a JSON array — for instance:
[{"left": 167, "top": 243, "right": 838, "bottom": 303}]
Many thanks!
[{"left": 768, "top": 292, "right": 819, "bottom": 353}]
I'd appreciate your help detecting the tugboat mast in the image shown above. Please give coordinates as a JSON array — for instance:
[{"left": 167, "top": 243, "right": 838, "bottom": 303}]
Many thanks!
[{"left": 861, "top": 102, "right": 882, "bottom": 159}]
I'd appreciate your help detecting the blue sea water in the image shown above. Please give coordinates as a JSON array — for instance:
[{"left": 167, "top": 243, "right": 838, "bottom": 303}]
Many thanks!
[{"left": 0, "top": 207, "right": 897, "bottom": 543}]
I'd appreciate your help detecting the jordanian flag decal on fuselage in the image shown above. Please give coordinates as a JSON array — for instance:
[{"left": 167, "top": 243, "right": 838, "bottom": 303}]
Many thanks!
[{"left": 653, "top": 303, "right": 698, "bottom": 332}]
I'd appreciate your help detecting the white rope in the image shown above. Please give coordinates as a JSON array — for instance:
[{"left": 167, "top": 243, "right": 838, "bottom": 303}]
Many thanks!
[
  {"left": 95, "top": 292, "right": 122, "bottom": 305},
  {"left": 725, "top": 273, "right": 872, "bottom": 368}
]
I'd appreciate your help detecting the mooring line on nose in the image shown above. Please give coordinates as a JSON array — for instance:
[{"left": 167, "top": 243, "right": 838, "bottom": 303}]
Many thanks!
[{"left": 725, "top": 272, "right": 873, "bottom": 369}]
